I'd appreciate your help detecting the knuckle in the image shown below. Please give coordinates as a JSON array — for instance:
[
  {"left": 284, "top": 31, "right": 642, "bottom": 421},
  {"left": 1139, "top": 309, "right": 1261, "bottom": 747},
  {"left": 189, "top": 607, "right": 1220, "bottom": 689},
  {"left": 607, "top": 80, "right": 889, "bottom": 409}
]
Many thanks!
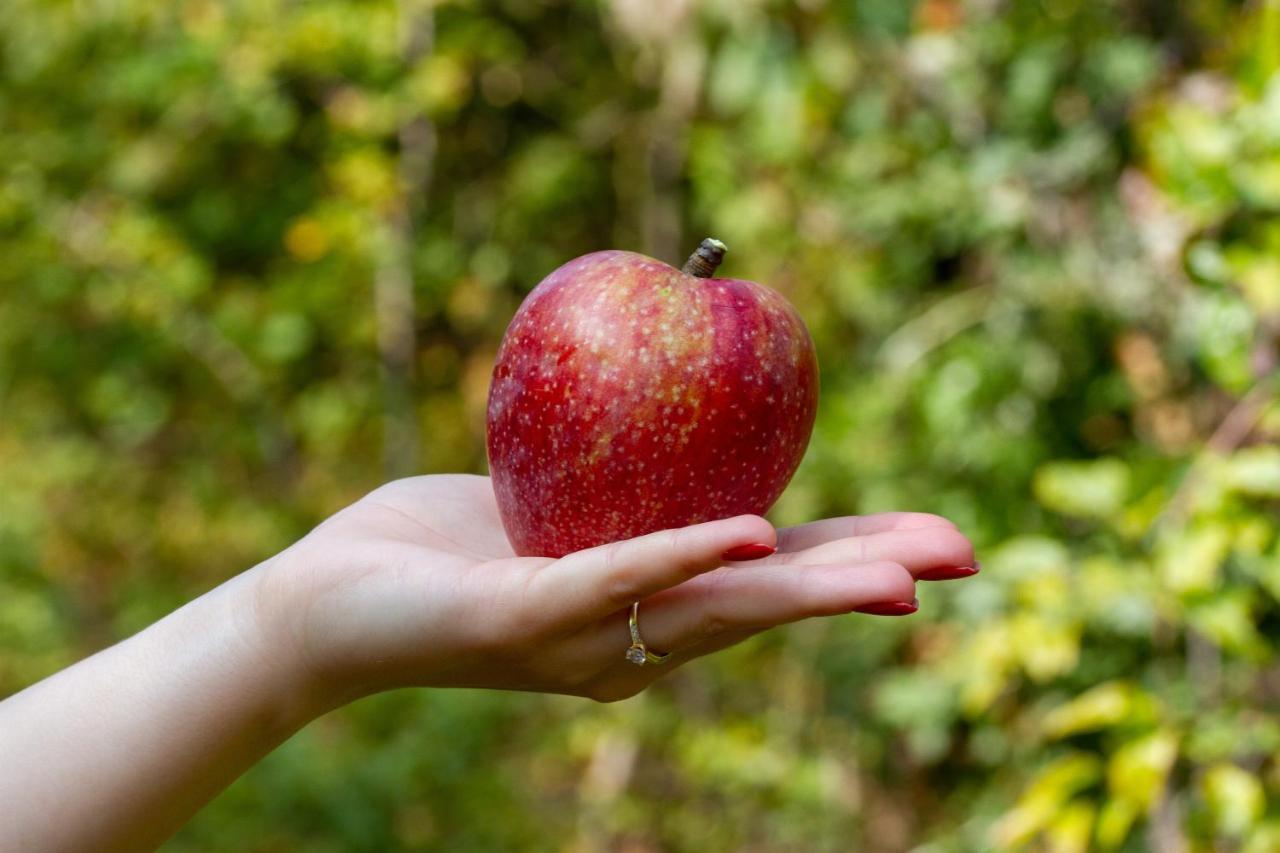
[
  {"left": 600, "top": 543, "right": 639, "bottom": 602},
  {"left": 605, "top": 571, "right": 643, "bottom": 607},
  {"left": 599, "top": 540, "right": 621, "bottom": 577},
  {"left": 698, "top": 610, "right": 730, "bottom": 643},
  {"left": 667, "top": 528, "right": 711, "bottom": 581},
  {"left": 658, "top": 528, "right": 685, "bottom": 562},
  {"left": 693, "top": 573, "right": 733, "bottom": 641}
]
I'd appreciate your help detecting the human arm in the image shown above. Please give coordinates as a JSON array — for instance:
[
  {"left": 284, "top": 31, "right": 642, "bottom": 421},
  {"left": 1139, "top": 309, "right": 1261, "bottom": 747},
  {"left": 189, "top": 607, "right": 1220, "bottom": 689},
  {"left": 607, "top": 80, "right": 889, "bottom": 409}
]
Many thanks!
[{"left": 0, "top": 474, "right": 975, "bottom": 851}]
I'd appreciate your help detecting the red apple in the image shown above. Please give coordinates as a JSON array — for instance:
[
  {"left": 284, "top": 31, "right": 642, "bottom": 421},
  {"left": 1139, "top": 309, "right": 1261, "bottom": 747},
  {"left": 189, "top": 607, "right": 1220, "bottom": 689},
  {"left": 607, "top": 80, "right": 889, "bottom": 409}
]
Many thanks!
[{"left": 486, "top": 238, "right": 819, "bottom": 558}]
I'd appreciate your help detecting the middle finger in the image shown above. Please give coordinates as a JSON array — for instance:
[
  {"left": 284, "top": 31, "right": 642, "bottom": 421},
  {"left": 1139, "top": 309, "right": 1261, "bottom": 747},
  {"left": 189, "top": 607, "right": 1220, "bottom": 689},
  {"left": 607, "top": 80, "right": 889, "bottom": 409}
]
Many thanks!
[{"left": 772, "top": 526, "right": 974, "bottom": 577}]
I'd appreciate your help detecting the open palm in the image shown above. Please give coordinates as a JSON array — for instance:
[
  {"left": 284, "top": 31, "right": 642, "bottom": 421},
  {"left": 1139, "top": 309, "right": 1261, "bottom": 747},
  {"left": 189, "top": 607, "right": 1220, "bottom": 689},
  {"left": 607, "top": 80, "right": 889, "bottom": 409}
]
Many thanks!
[{"left": 260, "top": 475, "right": 975, "bottom": 704}]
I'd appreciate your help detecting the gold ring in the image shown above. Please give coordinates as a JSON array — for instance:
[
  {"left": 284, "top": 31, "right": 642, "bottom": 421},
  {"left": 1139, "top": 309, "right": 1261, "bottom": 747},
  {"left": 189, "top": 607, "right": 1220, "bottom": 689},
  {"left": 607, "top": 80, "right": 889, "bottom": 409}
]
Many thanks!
[{"left": 625, "top": 602, "right": 670, "bottom": 666}]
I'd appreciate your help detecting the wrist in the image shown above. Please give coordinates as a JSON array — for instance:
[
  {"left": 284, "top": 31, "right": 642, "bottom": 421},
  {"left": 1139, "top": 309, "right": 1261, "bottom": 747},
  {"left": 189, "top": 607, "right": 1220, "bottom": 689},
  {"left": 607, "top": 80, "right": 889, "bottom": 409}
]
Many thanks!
[{"left": 229, "top": 561, "right": 350, "bottom": 730}]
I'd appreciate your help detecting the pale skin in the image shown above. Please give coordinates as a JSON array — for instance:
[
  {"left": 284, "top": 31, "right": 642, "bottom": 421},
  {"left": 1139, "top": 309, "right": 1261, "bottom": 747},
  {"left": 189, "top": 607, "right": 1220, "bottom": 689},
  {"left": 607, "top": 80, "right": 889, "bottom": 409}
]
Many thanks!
[{"left": 0, "top": 474, "right": 976, "bottom": 852}]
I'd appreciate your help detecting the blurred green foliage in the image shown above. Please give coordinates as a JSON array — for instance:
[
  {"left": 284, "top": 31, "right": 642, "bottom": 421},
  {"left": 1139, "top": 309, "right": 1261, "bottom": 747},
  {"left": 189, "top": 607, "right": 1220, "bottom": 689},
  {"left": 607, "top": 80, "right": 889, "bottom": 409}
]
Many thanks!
[{"left": 3, "top": 0, "right": 1279, "bottom": 850}]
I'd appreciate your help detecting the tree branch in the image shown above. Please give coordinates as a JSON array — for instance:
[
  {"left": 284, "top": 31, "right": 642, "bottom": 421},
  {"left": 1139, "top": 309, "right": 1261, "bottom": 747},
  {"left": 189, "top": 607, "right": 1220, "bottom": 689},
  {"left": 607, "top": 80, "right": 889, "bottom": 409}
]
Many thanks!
[{"left": 375, "top": 0, "right": 436, "bottom": 477}]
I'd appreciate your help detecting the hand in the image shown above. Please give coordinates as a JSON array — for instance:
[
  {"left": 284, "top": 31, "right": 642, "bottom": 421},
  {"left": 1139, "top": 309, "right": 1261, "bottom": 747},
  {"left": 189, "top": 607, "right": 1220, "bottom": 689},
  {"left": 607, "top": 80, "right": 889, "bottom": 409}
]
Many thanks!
[{"left": 255, "top": 475, "right": 975, "bottom": 706}]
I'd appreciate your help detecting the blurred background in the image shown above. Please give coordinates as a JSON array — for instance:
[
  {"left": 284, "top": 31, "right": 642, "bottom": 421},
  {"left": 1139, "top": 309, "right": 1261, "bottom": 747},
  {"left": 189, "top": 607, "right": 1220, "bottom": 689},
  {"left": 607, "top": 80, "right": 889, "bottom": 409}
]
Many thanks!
[{"left": 2, "top": 0, "right": 1279, "bottom": 849}]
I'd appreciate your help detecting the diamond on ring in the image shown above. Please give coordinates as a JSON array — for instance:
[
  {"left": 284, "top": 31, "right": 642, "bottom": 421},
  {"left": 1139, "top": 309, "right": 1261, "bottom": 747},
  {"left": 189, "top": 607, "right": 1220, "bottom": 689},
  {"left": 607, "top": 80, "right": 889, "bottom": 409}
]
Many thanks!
[{"left": 626, "top": 602, "right": 670, "bottom": 666}]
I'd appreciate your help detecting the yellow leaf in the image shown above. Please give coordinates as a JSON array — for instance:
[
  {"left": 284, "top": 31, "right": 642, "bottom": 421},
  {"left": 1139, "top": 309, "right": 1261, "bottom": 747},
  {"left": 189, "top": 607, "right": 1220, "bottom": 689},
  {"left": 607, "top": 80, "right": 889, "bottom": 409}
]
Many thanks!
[
  {"left": 1107, "top": 729, "right": 1179, "bottom": 810},
  {"left": 1096, "top": 798, "right": 1139, "bottom": 849},
  {"left": 958, "top": 623, "right": 1017, "bottom": 715},
  {"left": 1042, "top": 681, "right": 1149, "bottom": 739},
  {"left": 1156, "top": 524, "right": 1231, "bottom": 595},
  {"left": 405, "top": 54, "right": 472, "bottom": 116},
  {"left": 284, "top": 217, "right": 331, "bottom": 262},
  {"left": 991, "top": 754, "right": 1102, "bottom": 849},
  {"left": 1012, "top": 613, "right": 1081, "bottom": 683},
  {"left": 331, "top": 149, "right": 397, "bottom": 206},
  {"left": 1046, "top": 800, "right": 1096, "bottom": 853},
  {"left": 1203, "top": 764, "right": 1265, "bottom": 836},
  {"left": 1236, "top": 256, "right": 1280, "bottom": 315}
]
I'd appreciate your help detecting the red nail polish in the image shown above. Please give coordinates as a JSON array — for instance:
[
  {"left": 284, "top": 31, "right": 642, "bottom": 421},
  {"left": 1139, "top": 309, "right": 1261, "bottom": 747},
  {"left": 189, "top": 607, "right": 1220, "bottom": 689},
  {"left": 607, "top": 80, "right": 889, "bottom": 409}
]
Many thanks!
[
  {"left": 721, "top": 543, "right": 776, "bottom": 561},
  {"left": 918, "top": 565, "right": 980, "bottom": 582},
  {"left": 852, "top": 598, "right": 919, "bottom": 616}
]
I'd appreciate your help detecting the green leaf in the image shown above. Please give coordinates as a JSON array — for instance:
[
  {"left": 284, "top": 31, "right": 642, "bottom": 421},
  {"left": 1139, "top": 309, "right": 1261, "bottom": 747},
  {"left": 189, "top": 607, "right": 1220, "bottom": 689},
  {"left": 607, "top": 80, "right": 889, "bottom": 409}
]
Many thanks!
[
  {"left": 1245, "top": 820, "right": 1280, "bottom": 853},
  {"left": 1224, "top": 446, "right": 1280, "bottom": 497},
  {"left": 1156, "top": 523, "right": 1231, "bottom": 596},
  {"left": 1188, "top": 593, "right": 1269, "bottom": 659},
  {"left": 1034, "top": 458, "right": 1130, "bottom": 519}
]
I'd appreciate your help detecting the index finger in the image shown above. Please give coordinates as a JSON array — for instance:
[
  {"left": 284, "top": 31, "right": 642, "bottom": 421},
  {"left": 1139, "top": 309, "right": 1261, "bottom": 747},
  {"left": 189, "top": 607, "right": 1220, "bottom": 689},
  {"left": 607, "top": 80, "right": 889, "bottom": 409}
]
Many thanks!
[
  {"left": 776, "top": 512, "right": 958, "bottom": 553},
  {"left": 529, "top": 514, "right": 776, "bottom": 624}
]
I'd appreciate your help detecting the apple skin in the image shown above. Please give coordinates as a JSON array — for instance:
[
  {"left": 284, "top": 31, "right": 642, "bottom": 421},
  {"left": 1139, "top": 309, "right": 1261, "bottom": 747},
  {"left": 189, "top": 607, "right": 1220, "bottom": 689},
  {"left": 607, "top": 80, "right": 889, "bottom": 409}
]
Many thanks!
[{"left": 486, "top": 248, "right": 819, "bottom": 558}]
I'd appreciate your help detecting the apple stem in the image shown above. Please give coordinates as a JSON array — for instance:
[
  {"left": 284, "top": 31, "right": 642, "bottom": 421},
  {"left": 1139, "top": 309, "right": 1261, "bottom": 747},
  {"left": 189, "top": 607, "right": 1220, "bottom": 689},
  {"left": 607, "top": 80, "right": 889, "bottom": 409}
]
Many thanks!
[{"left": 681, "top": 238, "right": 727, "bottom": 278}]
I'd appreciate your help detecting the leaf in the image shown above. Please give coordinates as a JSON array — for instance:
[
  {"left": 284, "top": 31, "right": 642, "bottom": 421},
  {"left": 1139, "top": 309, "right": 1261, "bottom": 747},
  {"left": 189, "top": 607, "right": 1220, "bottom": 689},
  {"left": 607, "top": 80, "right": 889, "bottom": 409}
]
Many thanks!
[
  {"left": 1042, "top": 681, "right": 1157, "bottom": 739},
  {"left": 873, "top": 669, "right": 958, "bottom": 730},
  {"left": 1079, "top": 555, "right": 1157, "bottom": 637},
  {"left": 1107, "top": 729, "right": 1179, "bottom": 812},
  {"left": 1188, "top": 593, "right": 1269, "bottom": 659},
  {"left": 1155, "top": 523, "right": 1231, "bottom": 596},
  {"left": 1093, "top": 729, "right": 1181, "bottom": 847},
  {"left": 1045, "top": 800, "right": 1096, "bottom": 853},
  {"left": 1202, "top": 763, "right": 1265, "bottom": 836},
  {"left": 1096, "top": 798, "right": 1139, "bottom": 850},
  {"left": 993, "top": 536, "right": 1073, "bottom": 577},
  {"left": 1224, "top": 446, "right": 1280, "bottom": 497},
  {"left": 958, "top": 623, "right": 1017, "bottom": 716},
  {"left": 1034, "top": 458, "right": 1131, "bottom": 519},
  {"left": 1245, "top": 820, "right": 1280, "bottom": 853},
  {"left": 1235, "top": 255, "right": 1280, "bottom": 315},
  {"left": 1012, "top": 613, "right": 1081, "bottom": 683},
  {"left": 991, "top": 754, "right": 1102, "bottom": 849}
]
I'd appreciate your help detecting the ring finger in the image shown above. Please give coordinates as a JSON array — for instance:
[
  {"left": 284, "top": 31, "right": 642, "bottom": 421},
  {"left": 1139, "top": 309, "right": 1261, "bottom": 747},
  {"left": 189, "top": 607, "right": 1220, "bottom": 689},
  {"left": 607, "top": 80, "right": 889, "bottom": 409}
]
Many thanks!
[
  {"left": 772, "top": 527, "right": 975, "bottom": 578},
  {"left": 570, "top": 559, "right": 917, "bottom": 674}
]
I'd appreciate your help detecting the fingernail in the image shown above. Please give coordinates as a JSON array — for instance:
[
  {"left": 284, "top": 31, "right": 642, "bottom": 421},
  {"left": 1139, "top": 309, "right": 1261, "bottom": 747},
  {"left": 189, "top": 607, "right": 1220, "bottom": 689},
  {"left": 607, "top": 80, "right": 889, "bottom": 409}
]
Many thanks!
[
  {"left": 852, "top": 598, "right": 919, "bottom": 616},
  {"left": 721, "top": 543, "right": 776, "bottom": 561},
  {"left": 918, "top": 565, "right": 980, "bottom": 582}
]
